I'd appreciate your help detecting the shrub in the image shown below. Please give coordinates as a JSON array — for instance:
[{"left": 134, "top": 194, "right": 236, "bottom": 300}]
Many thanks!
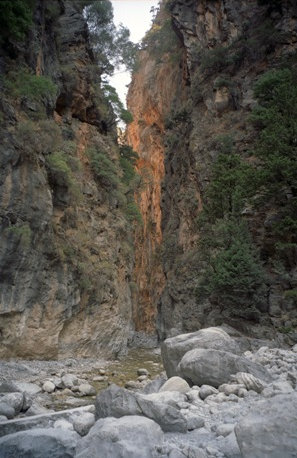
[
  {"left": 46, "top": 151, "right": 81, "bottom": 201},
  {"left": 15, "top": 120, "right": 62, "bottom": 158},
  {"left": 5, "top": 69, "right": 57, "bottom": 102},
  {"left": 142, "top": 18, "right": 179, "bottom": 62},
  {"left": 125, "top": 201, "right": 142, "bottom": 224},
  {"left": 87, "top": 147, "right": 120, "bottom": 189}
]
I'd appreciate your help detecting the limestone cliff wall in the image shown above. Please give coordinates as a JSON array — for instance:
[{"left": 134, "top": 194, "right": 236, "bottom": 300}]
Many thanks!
[
  {"left": 128, "top": 0, "right": 297, "bottom": 342},
  {"left": 0, "top": 0, "right": 134, "bottom": 358},
  {"left": 127, "top": 4, "right": 188, "bottom": 334}
]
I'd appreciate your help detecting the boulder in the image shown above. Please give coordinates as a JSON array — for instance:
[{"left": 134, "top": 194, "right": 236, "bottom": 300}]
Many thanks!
[
  {"left": 14, "top": 382, "right": 42, "bottom": 396},
  {"left": 95, "top": 384, "right": 141, "bottom": 419},
  {"left": 53, "top": 419, "right": 74, "bottom": 431},
  {"left": 0, "top": 402, "right": 15, "bottom": 420},
  {"left": 177, "top": 349, "right": 272, "bottom": 388},
  {"left": 95, "top": 384, "right": 187, "bottom": 433},
  {"left": 0, "top": 382, "right": 21, "bottom": 393},
  {"left": 235, "top": 393, "right": 297, "bottom": 457},
  {"left": 231, "top": 372, "right": 265, "bottom": 393},
  {"left": 135, "top": 395, "right": 188, "bottom": 433},
  {"left": 141, "top": 375, "right": 167, "bottom": 394},
  {"left": 76, "top": 415, "right": 163, "bottom": 458},
  {"left": 161, "top": 327, "right": 239, "bottom": 377},
  {"left": 141, "top": 391, "right": 187, "bottom": 409},
  {"left": 159, "top": 376, "right": 190, "bottom": 394},
  {"left": 78, "top": 384, "right": 96, "bottom": 396},
  {"left": 199, "top": 385, "right": 219, "bottom": 400},
  {"left": 42, "top": 381, "right": 55, "bottom": 393},
  {"left": 62, "top": 374, "right": 78, "bottom": 389},
  {"left": 0, "top": 393, "right": 24, "bottom": 414},
  {"left": 72, "top": 412, "right": 95, "bottom": 436},
  {"left": 0, "top": 428, "right": 79, "bottom": 458}
]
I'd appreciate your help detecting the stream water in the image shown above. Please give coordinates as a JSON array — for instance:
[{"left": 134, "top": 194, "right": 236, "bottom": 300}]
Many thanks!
[{"left": 52, "top": 348, "right": 163, "bottom": 411}]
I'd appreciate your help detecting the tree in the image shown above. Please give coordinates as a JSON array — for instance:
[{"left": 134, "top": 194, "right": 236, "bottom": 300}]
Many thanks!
[
  {"left": 251, "top": 68, "right": 297, "bottom": 241},
  {"left": 84, "top": 0, "right": 138, "bottom": 75},
  {"left": 0, "top": 0, "right": 35, "bottom": 44},
  {"left": 198, "top": 219, "right": 266, "bottom": 320}
]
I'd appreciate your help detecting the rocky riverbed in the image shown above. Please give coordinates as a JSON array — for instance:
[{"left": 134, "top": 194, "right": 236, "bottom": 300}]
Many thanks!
[{"left": 0, "top": 326, "right": 297, "bottom": 457}]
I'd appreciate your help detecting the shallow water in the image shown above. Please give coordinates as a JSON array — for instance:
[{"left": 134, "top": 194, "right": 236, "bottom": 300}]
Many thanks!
[{"left": 53, "top": 348, "right": 163, "bottom": 410}]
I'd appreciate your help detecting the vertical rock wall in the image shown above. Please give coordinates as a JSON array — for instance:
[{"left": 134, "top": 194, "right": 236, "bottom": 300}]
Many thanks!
[
  {"left": 0, "top": 0, "right": 134, "bottom": 358},
  {"left": 127, "top": 6, "right": 187, "bottom": 335},
  {"left": 128, "top": 0, "right": 297, "bottom": 341}
]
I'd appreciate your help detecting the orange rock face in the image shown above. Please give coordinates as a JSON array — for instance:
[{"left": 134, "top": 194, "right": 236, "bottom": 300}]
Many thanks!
[{"left": 127, "top": 49, "right": 185, "bottom": 332}]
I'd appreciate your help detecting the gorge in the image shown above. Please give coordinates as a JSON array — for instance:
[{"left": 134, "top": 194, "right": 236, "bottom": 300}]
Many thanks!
[
  {"left": 1, "top": 0, "right": 297, "bottom": 360},
  {"left": 1, "top": 0, "right": 297, "bottom": 456}
]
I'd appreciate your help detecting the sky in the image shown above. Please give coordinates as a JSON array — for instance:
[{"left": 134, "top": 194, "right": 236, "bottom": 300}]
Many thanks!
[{"left": 110, "top": 0, "right": 159, "bottom": 106}]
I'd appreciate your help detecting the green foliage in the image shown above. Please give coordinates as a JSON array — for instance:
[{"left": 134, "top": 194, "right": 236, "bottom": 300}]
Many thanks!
[
  {"left": 125, "top": 202, "right": 142, "bottom": 224},
  {"left": 198, "top": 220, "right": 265, "bottom": 319},
  {"left": 119, "top": 145, "right": 142, "bottom": 224},
  {"left": 142, "top": 18, "right": 179, "bottom": 62},
  {"left": 84, "top": 0, "right": 138, "bottom": 75},
  {"left": 119, "top": 145, "right": 139, "bottom": 186},
  {"left": 14, "top": 120, "right": 62, "bottom": 158},
  {"left": 46, "top": 151, "right": 81, "bottom": 201},
  {"left": 87, "top": 147, "right": 120, "bottom": 189},
  {"left": 284, "top": 289, "right": 297, "bottom": 300},
  {"left": 251, "top": 68, "right": 297, "bottom": 241},
  {"left": 203, "top": 140, "right": 254, "bottom": 221},
  {"left": 214, "top": 77, "right": 233, "bottom": 89},
  {"left": 0, "top": 0, "right": 34, "bottom": 43},
  {"left": 103, "top": 84, "right": 133, "bottom": 125},
  {"left": 197, "top": 135, "right": 265, "bottom": 318},
  {"left": 5, "top": 69, "right": 57, "bottom": 102}
]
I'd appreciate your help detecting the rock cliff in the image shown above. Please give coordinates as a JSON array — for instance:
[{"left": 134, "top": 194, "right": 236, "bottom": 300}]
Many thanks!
[
  {"left": 128, "top": 0, "right": 297, "bottom": 341},
  {"left": 0, "top": 0, "right": 134, "bottom": 358}
]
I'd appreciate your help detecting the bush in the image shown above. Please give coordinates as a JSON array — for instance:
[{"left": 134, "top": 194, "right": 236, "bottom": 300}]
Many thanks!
[
  {"left": 87, "top": 147, "right": 120, "bottom": 189},
  {"left": 5, "top": 69, "right": 57, "bottom": 102},
  {"left": 14, "top": 120, "right": 62, "bottom": 158},
  {"left": 46, "top": 151, "right": 81, "bottom": 201},
  {"left": 142, "top": 18, "right": 179, "bottom": 62},
  {"left": 125, "top": 201, "right": 142, "bottom": 224}
]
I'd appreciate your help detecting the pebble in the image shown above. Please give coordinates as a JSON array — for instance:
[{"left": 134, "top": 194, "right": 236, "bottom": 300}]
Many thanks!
[{"left": 137, "top": 368, "right": 149, "bottom": 376}]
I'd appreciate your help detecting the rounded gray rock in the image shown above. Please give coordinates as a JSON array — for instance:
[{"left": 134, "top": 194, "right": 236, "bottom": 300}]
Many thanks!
[
  {"left": 159, "top": 376, "right": 190, "bottom": 394},
  {"left": 0, "top": 402, "right": 15, "bottom": 420}
]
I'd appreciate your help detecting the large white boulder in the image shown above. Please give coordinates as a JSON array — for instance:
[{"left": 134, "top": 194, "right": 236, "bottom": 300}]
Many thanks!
[
  {"left": 235, "top": 393, "right": 297, "bottom": 457},
  {"left": 76, "top": 415, "right": 163, "bottom": 458},
  {"left": 0, "top": 428, "right": 79, "bottom": 458},
  {"left": 161, "top": 327, "right": 239, "bottom": 377},
  {"left": 177, "top": 348, "right": 271, "bottom": 388}
]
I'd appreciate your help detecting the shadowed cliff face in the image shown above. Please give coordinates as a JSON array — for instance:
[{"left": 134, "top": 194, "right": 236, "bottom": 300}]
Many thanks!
[
  {"left": 128, "top": 0, "right": 297, "bottom": 342},
  {"left": 0, "top": 0, "right": 133, "bottom": 359}
]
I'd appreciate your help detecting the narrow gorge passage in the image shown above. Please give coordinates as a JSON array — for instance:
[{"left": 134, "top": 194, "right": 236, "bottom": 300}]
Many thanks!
[
  {"left": 0, "top": 0, "right": 297, "bottom": 359},
  {"left": 1, "top": 1, "right": 297, "bottom": 457}
]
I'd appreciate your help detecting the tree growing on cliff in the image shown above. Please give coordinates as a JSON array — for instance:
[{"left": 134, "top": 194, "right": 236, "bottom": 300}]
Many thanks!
[
  {"left": 197, "top": 136, "right": 266, "bottom": 320},
  {"left": 0, "top": 0, "right": 35, "bottom": 44},
  {"left": 251, "top": 68, "right": 297, "bottom": 245},
  {"left": 83, "top": 0, "right": 138, "bottom": 75}
]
